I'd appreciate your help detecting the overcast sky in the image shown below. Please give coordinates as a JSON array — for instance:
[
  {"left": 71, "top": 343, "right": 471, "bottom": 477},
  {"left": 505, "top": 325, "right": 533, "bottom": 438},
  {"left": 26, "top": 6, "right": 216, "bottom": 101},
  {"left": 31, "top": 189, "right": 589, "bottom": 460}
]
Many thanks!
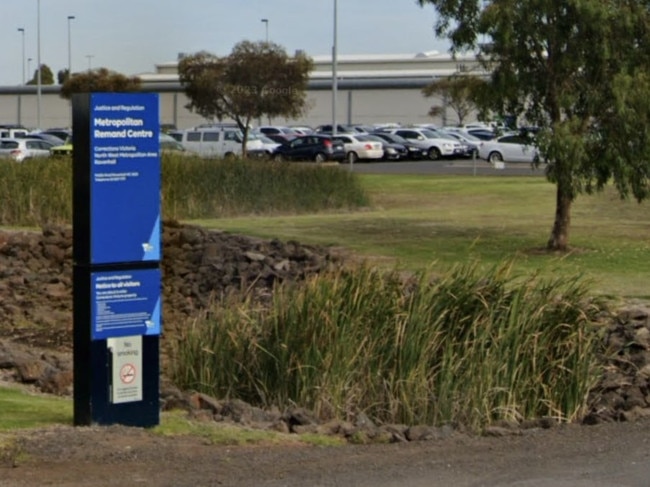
[{"left": 0, "top": 0, "right": 450, "bottom": 86}]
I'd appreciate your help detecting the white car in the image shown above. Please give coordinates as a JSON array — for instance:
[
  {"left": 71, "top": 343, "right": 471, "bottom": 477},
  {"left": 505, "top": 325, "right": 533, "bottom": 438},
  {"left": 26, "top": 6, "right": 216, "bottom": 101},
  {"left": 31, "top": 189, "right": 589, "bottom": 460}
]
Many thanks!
[
  {"left": 333, "top": 133, "right": 384, "bottom": 163},
  {"left": 478, "top": 134, "right": 539, "bottom": 164},
  {"left": 0, "top": 137, "right": 56, "bottom": 162},
  {"left": 383, "top": 128, "right": 463, "bottom": 160},
  {"left": 258, "top": 135, "right": 282, "bottom": 156}
]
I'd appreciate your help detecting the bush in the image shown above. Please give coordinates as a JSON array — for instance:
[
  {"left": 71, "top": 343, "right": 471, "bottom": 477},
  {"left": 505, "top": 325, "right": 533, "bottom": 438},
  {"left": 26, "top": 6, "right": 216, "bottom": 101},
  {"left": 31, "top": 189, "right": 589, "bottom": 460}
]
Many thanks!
[
  {"left": 0, "top": 155, "right": 369, "bottom": 226},
  {"left": 170, "top": 262, "right": 605, "bottom": 431}
]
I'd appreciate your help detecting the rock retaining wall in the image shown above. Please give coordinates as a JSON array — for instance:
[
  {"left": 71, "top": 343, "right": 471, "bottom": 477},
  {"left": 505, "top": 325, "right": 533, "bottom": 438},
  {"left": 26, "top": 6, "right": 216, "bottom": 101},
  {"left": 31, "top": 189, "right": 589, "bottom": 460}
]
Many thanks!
[{"left": 0, "top": 223, "right": 649, "bottom": 430}]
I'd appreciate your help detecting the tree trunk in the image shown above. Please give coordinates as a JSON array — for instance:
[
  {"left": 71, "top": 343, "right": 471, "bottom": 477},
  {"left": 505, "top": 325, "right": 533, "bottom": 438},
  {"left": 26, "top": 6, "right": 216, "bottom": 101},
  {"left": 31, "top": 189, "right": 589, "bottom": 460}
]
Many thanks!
[{"left": 547, "top": 184, "right": 572, "bottom": 251}]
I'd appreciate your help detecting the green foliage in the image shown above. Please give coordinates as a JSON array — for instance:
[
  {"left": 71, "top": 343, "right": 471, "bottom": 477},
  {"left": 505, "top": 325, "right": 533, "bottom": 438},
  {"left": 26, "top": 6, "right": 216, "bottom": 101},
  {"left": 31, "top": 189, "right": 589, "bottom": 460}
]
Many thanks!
[
  {"left": 421, "top": 74, "right": 486, "bottom": 124},
  {"left": 26, "top": 64, "right": 54, "bottom": 85},
  {"left": 57, "top": 68, "right": 69, "bottom": 85},
  {"left": 0, "top": 159, "right": 72, "bottom": 226},
  {"left": 0, "top": 155, "right": 368, "bottom": 226},
  {"left": 178, "top": 41, "right": 313, "bottom": 154},
  {"left": 161, "top": 154, "right": 368, "bottom": 219},
  {"left": 0, "top": 386, "right": 71, "bottom": 430},
  {"left": 170, "top": 263, "right": 604, "bottom": 430},
  {"left": 417, "top": 0, "right": 650, "bottom": 250},
  {"left": 59, "top": 68, "right": 141, "bottom": 99}
]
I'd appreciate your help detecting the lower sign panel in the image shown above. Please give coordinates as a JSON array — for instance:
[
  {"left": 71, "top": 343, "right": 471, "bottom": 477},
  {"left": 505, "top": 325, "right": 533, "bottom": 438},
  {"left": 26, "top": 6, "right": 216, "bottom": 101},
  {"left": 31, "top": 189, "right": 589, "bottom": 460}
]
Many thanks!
[
  {"left": 91, "top": 268, "right": 161, "bottom": 340},
  {"left": 108, "top": 335, "right": 143, "bottom": 404}
]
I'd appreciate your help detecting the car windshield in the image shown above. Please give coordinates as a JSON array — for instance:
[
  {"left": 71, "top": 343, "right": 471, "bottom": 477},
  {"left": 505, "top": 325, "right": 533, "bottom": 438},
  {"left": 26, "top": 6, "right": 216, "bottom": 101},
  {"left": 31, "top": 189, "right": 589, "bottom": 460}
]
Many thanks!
[
  {"left": 420, "top": 129, "right": 440, "bottom": 139},
  {"left": 383, "top": 134, "right": 407, "bottom": 144},
  {"left": 360, "top": 135, "right": 384, "bottom": 143},
  {"left": 435, "top": 132, "right": 459, "bottom": 141},
  {"left": 456, "top": 132, "right": 482, "bottom": 142}
]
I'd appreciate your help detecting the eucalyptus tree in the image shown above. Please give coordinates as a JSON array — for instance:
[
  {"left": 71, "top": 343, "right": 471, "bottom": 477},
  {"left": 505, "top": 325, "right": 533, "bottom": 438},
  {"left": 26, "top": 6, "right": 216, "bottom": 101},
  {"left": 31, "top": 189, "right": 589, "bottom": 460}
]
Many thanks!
[
  {"left": 59, "top": 68, "right": 141, "bottom": 98},
  {"left": 422, "top": 74, "right": 485, "bottom": 125},
  {"left": 178, "top": 41, "right": 313, "bottom": 156},
  {"left": 418, "top": 0, "right": 650, "bottom": 250}
]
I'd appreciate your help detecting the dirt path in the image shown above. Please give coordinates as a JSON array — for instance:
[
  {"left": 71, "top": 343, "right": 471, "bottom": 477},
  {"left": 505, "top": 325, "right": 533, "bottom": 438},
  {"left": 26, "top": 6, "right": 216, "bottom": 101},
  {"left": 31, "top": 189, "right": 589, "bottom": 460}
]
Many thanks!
[{"left": 2, "top": 417, "right": 650, "bottom": 486}]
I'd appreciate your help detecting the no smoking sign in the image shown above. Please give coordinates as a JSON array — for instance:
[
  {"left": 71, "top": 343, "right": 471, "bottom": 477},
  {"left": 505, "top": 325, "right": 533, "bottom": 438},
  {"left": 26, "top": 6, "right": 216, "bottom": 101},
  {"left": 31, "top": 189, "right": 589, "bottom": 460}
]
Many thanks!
[{"left": 120, "top": 363, "right": 136, "bottom": 384}]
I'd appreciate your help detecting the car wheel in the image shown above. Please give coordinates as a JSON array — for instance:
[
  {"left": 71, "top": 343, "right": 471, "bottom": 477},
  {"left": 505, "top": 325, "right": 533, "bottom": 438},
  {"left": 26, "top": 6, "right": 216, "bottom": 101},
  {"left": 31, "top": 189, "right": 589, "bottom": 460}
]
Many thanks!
[
  {"left": 427, "top": 147, "right": 441, "bottom": 160},
  {"left": 224, "top": 152, "right": 236, "bottom": 161},
  {"left": 488, "top": 152, "right": 503, "bottom": 163},
  {"left": 347, "top": 152, "right": 358, "bottom": 164},
  {"left": 314, "top": 152, "right": 326, "bottom": 163}
]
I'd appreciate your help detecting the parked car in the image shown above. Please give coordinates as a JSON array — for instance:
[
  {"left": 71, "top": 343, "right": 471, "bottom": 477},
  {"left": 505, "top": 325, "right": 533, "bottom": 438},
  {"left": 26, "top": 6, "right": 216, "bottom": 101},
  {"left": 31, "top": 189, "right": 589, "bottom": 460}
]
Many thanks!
[
  {"left": 39, "top": 128, "right": 72, "bottom": 142},
  {"left": 258, "top": 125, "right": 299, "bottom": 142},
  {"left": 272, "top": 135, "right": 346, "bottom": 162},
  {"left": 177, "top": 127, "right": 266, "bottom": 158},
  {"left": 383, "top": 128, "right": 462, "bottom": 160},
  {"left": 478, "top": 134, "right": 539, "bottom": 164},
  {"left": 21, "top": 132, "right": 66, "bottom": 145},
  {"left": 259, "top": 133, "right": 292, "bottom": 145},
  {"left": 357, "top": 134, "right": 408, "bottom": 161},
  {"left": 49, "top": 136, "right": 73, "bottom": 156},
  {"left": 258, "top": 135, "right": 282, "bottom": 155},
  {"left": 0, "top": 127, "right": 29, "bottom": 139},
  {"left": 0, "top": 138, "right": 56, "bottom": 162},
  {"left": 442, "top": 130, "right": 481, "bottom": 158},
  {"left": 332, "top": 133, "right": 384, "bottom": 163},
  {"left": 288, "top": 125, "right": 313, "bottom": 135},
  {"left": 371, "top": 132, "right": 427, "bottom": 159},
  {"left": 159, "top": 133, "right": 188, "bottom": 154},
  {"left": 465, "top": 128, "right": 498, "bottom": 141},
  {"left": 313, "top": 124, "right": 356, "bottom": 135}
]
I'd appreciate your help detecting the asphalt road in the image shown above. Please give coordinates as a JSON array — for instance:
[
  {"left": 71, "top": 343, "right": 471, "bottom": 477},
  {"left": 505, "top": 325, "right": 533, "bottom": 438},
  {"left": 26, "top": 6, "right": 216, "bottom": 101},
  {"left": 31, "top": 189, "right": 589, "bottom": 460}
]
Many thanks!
[{"left": 346, "top": 157, "right": 547, "bottom": 176}]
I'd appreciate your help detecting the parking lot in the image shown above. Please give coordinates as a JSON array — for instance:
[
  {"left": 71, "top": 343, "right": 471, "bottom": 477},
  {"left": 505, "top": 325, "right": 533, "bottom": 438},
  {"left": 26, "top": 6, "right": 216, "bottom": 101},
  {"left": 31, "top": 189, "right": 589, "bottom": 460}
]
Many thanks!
[{"left": 344, "top": 158, "right": 547, "bottom": 177}]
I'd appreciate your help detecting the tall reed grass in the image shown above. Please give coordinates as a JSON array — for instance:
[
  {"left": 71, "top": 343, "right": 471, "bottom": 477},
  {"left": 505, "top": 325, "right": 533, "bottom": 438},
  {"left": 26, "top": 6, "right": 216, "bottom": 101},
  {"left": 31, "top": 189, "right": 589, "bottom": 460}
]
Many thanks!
[
  {"left": 0, "top": 154, "right": 368, "bottom": 226},
  {"left": 161, "top": 154, "right": 369, "bottom": 219},
  {"left": 170, "top": 262, "right": 604, "bottom": 431},
  {"left": 0, "top": 158, "right": 72, "bottom": 226}
]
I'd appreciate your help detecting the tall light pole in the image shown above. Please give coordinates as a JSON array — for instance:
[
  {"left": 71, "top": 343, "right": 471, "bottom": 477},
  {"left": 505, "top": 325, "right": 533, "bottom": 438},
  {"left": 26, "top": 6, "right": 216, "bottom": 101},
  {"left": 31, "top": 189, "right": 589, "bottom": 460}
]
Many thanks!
[
  {"left": 261, "top": 18, "right": 268, "bottom": 42},
  {"left": 332, "top": 0, "right": 338, "bottom": 137},
  {"left": 67, "top": 15, "right": 75, "bottom": 79},
  {"left": 28, "top": 58, "right": 33, "bottom": 80},
  {"left": 17, "top": 28, "right": 25, "bottom": 84},
  {"left": 86, "top": 54, "right": 94, "bottom": 71},
  {"left": 17, "top": 28, "right": 25, "bottom": 126},
  {"left": 37, "top": 0, "right": 42, "bottom": 128}
]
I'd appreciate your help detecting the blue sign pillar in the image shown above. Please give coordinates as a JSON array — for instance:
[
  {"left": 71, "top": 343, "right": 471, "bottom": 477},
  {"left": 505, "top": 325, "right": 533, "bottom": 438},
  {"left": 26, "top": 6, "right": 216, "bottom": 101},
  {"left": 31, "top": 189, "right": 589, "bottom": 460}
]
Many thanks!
[{"left": 73, "top": 93, "right": 161, "bottom": 427}]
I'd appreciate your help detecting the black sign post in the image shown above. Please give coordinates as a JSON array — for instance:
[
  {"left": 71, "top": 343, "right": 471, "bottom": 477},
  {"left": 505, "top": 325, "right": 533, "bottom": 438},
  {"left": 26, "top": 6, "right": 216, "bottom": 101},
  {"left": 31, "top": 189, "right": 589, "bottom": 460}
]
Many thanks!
[{"left": 72, "top": 92, "right": 161, "bottom": 427}]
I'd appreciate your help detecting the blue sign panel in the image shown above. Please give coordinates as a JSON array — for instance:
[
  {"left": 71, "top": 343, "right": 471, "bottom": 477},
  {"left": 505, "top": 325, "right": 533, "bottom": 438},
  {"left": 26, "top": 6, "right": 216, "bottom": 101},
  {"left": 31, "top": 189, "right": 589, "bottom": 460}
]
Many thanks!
[
  {"left": 90, "top": 93, "right": 160, "bottom": 264},
  {"left": 91, "top": 268, "right": 161, "bottom": 340}
]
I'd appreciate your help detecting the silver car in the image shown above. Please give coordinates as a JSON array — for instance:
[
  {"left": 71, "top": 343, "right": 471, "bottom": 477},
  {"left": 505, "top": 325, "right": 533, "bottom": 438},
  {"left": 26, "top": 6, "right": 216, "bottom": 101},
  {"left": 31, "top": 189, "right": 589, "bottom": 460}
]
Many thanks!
[{"left": 0, "top": 138, "right": 56, "bottom": 162}]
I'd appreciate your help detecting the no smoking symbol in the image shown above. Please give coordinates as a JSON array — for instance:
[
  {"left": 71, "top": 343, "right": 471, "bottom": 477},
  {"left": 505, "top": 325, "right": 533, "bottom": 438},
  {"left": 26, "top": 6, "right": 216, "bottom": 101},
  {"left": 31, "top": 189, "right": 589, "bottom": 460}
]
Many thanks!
[{"left": 120, "top": 363, "right": 136, "bottom": 384}]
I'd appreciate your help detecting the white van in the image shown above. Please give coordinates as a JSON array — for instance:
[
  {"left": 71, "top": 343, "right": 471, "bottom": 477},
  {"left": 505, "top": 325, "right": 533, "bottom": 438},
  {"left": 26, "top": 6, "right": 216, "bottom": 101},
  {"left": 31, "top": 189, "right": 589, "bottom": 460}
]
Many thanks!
[
  {"left": 179, "top": 126, "right": 265, "bottom": 159},
  {"left": 0, "top": 128, "right": 29, "bottom": 138}
]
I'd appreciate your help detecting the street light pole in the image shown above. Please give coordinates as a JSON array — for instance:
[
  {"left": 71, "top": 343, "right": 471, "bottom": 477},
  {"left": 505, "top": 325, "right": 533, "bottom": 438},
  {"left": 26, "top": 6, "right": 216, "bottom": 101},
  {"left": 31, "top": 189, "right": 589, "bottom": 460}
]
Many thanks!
[
  {"left": 17, "top": 27, "right": 25, "bottom": 126},
  {"left": 37, "top": 0, "right": 42, "bottom": 128},
  {"left": 17, "top": 28, "right": 25, "bottom": 84},
  {"left": 86, "top": 54, "right": 94, "bottom": 71},
  {"left": 261, "top": 18, "right": 268, "bottom": 42},
  {"left": 332, "top": 0, "right": 338, "bottom": 137},
  {"left": 67, "top": 15, "right": 75, "bottom": 79},
  {"left": 28, "top": 58, "right": 33, "bottom": 80}
]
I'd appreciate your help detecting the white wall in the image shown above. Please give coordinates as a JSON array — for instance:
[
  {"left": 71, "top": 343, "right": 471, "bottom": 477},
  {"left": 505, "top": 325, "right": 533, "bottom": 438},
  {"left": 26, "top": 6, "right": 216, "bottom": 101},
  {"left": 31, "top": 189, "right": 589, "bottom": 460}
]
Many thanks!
[{"left": 0, "top": 87, "right": 447, "bottom": 131}]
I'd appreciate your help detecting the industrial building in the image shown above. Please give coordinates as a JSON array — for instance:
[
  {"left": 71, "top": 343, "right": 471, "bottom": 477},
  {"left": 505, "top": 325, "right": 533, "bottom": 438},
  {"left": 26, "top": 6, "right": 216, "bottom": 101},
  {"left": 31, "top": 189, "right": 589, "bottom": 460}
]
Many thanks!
[{"left": 0, "top": 50, "right": 485, "bottom": 130}]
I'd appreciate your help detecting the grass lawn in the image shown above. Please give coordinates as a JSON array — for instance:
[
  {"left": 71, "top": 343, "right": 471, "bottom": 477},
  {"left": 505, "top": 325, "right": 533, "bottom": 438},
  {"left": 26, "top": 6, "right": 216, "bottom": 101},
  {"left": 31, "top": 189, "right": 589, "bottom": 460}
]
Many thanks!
[{"left": 193, "top": 174, "right": 650, "bottom": 300}]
